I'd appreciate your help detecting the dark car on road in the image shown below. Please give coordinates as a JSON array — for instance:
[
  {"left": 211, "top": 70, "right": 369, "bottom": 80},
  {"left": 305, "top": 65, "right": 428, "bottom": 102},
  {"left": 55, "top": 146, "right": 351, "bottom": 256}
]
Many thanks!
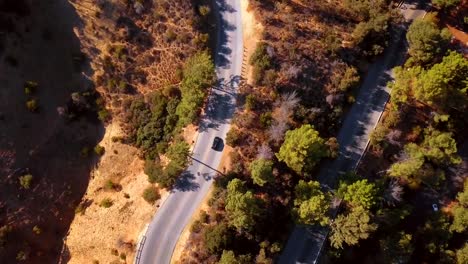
[{"left": 212, "top": 137, "right": 222, "bottom": 150}]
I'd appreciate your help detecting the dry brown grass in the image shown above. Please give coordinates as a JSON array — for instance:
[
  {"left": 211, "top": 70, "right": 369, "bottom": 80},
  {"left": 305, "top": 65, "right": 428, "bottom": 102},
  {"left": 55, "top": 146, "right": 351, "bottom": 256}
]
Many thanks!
[{"left": 65, "top": 123, "right": 168, "bottom": 264}]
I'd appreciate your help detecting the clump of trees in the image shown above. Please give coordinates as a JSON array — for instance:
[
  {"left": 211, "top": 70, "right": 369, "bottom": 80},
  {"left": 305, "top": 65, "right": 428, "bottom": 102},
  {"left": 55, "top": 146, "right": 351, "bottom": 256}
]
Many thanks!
[
  {"left": 450, "top": 181, "right": 468, "bottom": 233},
  {"left": 144, "top": 140, "right": 190, "bottom": 189},
  {"left": 389, "top": 128, "right": 460, "bottom": 188},
  {"left": 176, "top": 51, "right": 215, "bottom": 127},
  {"left": 330, "top": 206, "right": 378, "bottom": 249},
  {"left": 346, "top": 9, "right": 468, "bottom": 263},
  {"left": 249, "top": 42, "right": 275, "bottom": 86},
  {"left": 406, "top": 16, "right": 451, "bottom": 65},
  {"left": 347, "top": 0, "right": 393, "bottom": 57},
  {"left": 225, "top": 179, "right": 264, "bottom": 232},
  {"left": 293, "top": 180, "right": 330, "bottom": 226}
]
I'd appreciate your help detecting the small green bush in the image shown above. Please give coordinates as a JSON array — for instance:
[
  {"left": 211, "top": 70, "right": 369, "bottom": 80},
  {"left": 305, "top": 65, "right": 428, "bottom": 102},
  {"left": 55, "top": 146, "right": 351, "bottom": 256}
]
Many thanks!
[
  {"left": 370, "top": 126, "right": 389, "bottom": 148},
  {"left": 24, "top": 81, "right": 38, "bottom": 95},
  {"left": 226, "top": 127, "right": 242, "bottom": 147},
  {"left": 26, "top": 99, "right": 38, "bottom": 112},
  {"left": 98, "top": 108, "right": 110, "bottom": 122},
  {"left": 144, "top": 160, "right": 164, "bottom": 184},
  {"left": 100, "top": 198, "right": 113, "bottom": 208},
  {"left": 80, "top": 146, "right": 90, "bottom": 157},
  {"left": 199, "top": 5, "right": 211, "bottom": 16},
  {"left": 104, "top": 180, "right": 116, "bottom": 190},
  {"left": 94, "top": 145, "right": 105, "bottom": 156},
  {"left": 119, "top": 252, "right": 126, "bottom": 260},
  {"left": 245, "top": 94, "right": 256, "bottom": 110},
  {"left": 199, "top": 210, "right": 209, "bottom": 223},
  {"left": 164, "top": 29, "right": 177, "bottom": 42},
  {"left": 75, "top": 204, "right": 85, "bottom": 215},
  {"left": 260, "top": 112, "right": 272, "bottom": 128},
  {"left": 111, "top": 248, "right": 118, "bottom": 256},
  {"left": 32, "top": 225, "right": 41, "bottom": 235},
  {"left": 19, "top": 174, "right": 33, "bottom": 189},
  {"left": 191, "top": 220, "right": 202, "bottom": 233},
  {"left": 142, "top": 186, "right": 160, "bottom": 204},
  {"left": 16, "top": 251, "right": 27, "bottom": 261}
]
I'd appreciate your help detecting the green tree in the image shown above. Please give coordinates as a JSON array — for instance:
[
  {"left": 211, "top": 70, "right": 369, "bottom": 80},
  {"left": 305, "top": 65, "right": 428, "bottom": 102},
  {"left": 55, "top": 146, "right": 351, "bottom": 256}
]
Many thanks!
[
  {"left": 380, "top": 232, "right": 414, "bottom": 264},
  {"left": 432, "top": 0, "right": 461, "bottom": 9},
  {"left": 451, "top": 181, "right": 468, "bottom": 233},
  {"left": 276, "top": 124, "right": 328, "bottom": 175},
  {"left": 415, "top": 51, "right": 468, "bottom": 106},
  {"left": 389, "top": 66, "right": 422, "bottom": 108},
  {"left": 225, "top": 179, "right": 263, "bottom": 232},
  {"left": 338, "top": 66, "right": 360, "bottom": 92},
  {"left": 421, "top": 128, "right": 461, "bottom": 165},
  {"left": 218, "top": 250, "right": 252, "bottom": 264},
  {"left": 161, "top": 161, "right": 184, "bottom": 189},
  {"left": 166, "top": 141, "right": 190, "bottom": 168},
  {"left": 389, "top": 143, "right": 425, "bottom": 188},
  {"left": 339, "top": 179, "right": 378, "bottom": 210},
  {"left": 249, "top": 159, "right": 274, "bottom": 186},
  {"left": 144, "top": 160, "right": 164, "bottom": 184},
  {"left": 419, "top": 213, "right": 452, "bottom": 255},
  {"left": 245, "top": 94, "right": 256, "bottom": 111},
  {"left": 344, "top": 0, "right": 387, "bottom": 21},
  {"left": 406, "top": 18, "right": 451, "bottom": 64},
  {"left": 19, "top": 174, "right": 33, "bottom": 189},
  {"left": 329, "top": 206, "right": 378, "bottom": 249},
  {"left": 456, "top": 243, "right": 468, "bottom": 264},
  {"left": 204, "top": 223, "right": 231, "bottom": 254},
  {"left": 352, "top": 13, "right": 390, "bottom": 57},
  {"left": 293, "top": 180, "right": 330, "bottom": 226},
  {"left": 219, "top": 250, "right": 238, "bottom": 264},
  {"left": 176, "top": 51, "right": 215, "bottom": 126}
]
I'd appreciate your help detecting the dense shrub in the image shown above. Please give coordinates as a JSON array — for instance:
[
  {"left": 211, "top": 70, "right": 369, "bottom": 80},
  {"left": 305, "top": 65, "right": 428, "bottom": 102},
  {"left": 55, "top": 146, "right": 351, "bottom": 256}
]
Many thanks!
[
  {"left": 26, "top": 98, "right": 38, "bottom": 112},
  {"left": 94, "top": 145, "right": 105, "bottom": 156},
  {"left": 19, "top": 174, "right": 33, "bottom": 189},
  {"left": 100, "top": 198, "right": 113, "bottom": 208},
  {"left": 142, "top": 186, "right": 160, "bottom": 204}
]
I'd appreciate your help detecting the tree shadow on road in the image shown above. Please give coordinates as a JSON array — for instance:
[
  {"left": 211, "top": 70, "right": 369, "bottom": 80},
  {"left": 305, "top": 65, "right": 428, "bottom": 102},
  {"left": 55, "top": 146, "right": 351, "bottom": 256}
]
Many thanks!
[
  {"left": 215, "top": 0, "right": 237, "bottom": 69},
  {"left": 173, "top": 171, "right": 200, "bottom": 192}
]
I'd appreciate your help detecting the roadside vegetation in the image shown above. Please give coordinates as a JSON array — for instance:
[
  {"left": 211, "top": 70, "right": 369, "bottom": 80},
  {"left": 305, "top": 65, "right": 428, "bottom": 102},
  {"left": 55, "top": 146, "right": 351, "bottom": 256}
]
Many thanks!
[
  {"left": 178, "top": 0, "right": 422, "bottom": 263},
  {"left": 336, "top": 3, "right": 467, "bottom": 263}
]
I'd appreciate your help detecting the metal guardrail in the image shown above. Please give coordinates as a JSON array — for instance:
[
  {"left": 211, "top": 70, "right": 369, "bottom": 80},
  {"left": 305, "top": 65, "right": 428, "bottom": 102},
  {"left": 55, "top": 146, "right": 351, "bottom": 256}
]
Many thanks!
[
  {"left": 314, "top": 6, "right": 431, "bottom": 262},
  {"left": 134, "top": 235, "right": 147, "bottom": 264}
]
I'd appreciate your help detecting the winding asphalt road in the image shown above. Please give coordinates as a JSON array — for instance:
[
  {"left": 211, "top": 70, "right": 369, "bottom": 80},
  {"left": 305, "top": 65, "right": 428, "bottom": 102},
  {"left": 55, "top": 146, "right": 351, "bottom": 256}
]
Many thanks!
[
  {"left": 137, "top": 0, "right": 243, "bottom": 263},
  {"left": 278, "top": 1, "right": 428, "bottom": 263}
]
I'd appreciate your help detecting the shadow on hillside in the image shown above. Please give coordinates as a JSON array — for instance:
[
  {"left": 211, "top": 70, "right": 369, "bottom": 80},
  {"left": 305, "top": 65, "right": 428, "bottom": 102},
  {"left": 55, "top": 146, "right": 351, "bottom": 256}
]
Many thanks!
[{"left": 0, "top": 0, "right": 103, "bottom": 263}]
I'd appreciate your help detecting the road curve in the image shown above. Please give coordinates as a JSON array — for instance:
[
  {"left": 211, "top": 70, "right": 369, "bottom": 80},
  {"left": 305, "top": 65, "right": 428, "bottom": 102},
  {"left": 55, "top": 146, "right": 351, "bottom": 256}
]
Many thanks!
[
  {"left": 278, "top": 1, "right": 428, "bottom": 263},
  {"left": 137, "top": 0, "right": 243, "bottom": 263}
]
